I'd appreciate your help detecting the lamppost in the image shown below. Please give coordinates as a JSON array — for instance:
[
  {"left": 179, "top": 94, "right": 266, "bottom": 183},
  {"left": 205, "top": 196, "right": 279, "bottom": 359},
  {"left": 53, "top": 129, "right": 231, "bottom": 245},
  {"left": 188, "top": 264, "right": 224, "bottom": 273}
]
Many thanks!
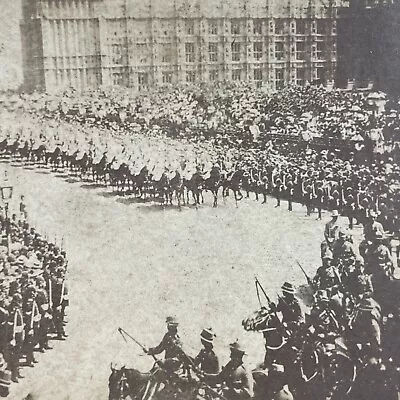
[{"left": 0, "top": 186, "right": 13, "bottom": 255}]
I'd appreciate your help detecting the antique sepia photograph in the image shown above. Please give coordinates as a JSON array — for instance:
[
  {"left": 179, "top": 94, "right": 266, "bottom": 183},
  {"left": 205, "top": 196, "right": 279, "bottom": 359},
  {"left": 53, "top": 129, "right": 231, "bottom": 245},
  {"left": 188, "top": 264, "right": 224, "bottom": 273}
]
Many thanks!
[{"left": 0, "top": 0, "right": 399, "bottom": 399}]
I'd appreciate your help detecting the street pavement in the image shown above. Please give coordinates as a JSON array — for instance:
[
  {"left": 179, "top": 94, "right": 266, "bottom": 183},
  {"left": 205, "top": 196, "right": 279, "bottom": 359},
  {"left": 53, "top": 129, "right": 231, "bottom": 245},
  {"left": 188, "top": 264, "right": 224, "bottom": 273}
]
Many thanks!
[{"left": 0, "top": 162, "right": 341, "bottom": 400}]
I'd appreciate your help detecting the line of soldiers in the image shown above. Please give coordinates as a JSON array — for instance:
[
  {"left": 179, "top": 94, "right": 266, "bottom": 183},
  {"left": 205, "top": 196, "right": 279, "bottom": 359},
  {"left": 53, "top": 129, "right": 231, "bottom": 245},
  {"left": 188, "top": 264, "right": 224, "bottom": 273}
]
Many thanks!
[{"left": 0, "top": 203, "right": 68, "bottom": 396}]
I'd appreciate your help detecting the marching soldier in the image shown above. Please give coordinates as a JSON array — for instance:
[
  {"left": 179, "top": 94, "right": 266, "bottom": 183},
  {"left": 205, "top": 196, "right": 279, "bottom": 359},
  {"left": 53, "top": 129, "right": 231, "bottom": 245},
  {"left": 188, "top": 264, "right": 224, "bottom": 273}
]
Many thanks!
[
  {"left": 35, "top": 275, "right": 52, "bottom": 352},
  {"left": 23, "top": 292, "right": 40, "bottom": 367},
  {"left": 49, "top": 267, "right": 68, "bottom": 340},
  {"left": 5, "top": 293, "right": 24, "bottom": 383},
  {"left": 194, "top": 328, "right": 219, "bottom": 374}
]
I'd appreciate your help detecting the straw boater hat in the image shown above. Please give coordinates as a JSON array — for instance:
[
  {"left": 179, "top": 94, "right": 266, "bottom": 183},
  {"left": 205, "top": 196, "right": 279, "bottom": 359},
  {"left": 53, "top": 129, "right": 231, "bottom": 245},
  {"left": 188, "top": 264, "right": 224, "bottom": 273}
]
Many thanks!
[
  {"left": 281, "top": 282, "right": 295, "bottom": 295},
  {"left": 200, "top": 328, "right": 216, "bottom": 343}
]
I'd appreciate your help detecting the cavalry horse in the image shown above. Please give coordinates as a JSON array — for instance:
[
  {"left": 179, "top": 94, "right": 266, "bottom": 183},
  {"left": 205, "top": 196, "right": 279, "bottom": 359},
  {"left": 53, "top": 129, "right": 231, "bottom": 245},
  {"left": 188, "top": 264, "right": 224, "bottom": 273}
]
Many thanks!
[
  {"left": 224, "top": 169, "right": 244, "bottom": 207},
  {"left": 203, "top": 166, "right": 221, "bottom": 208},
  {"left": 184, "top": 171, "right": 204, "bottom": 207},
  {"left": 170, "top": 171, "right": 185, "bottom": 208},
  {"left": 242, "top": 279, "right": 357, "bottom": 400}
]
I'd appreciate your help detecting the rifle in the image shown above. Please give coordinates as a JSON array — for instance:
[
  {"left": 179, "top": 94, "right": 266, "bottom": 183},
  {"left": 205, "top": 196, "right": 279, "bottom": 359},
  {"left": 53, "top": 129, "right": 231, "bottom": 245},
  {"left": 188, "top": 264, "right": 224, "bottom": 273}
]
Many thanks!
[{"left": 296, "top": 261, "right": 315, "bottom": 289}]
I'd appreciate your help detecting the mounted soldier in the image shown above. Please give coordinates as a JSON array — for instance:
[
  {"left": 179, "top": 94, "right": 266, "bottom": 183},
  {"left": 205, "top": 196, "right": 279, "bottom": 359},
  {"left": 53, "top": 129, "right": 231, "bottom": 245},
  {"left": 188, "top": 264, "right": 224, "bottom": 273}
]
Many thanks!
[
  {"left": 194, "top": 328, "right": 219, "bottom": 374},
  {"left": 324, "top": 210, "right": 340, "bottom": 250},
  {"left": 204, "top": 340, "right": 253, "bottom": 400},
  {"left": 273, "top": 282, "right": 305, "bottom": 332}
]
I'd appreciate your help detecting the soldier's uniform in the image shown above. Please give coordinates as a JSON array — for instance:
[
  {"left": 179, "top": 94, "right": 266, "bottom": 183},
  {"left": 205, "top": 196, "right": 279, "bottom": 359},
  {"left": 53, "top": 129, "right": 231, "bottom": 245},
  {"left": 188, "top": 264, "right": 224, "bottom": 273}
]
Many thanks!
[
  {"left": 35, "top": 276, "right": 52, "bottom": 351},
  {"left": 313, "top": 253, "right": 341, "bottom": 296},
  {"left": 365, "top": 232, "right": 394, "bottom": 286},
  {"left": 274, "top": 282, "right": 305, "bottom": 331},
  {"left": 23, "top": 294, "right": 40, "bottom": 366},
  {"left": 206, "top": 341, "right": 253, "bottom": 400},
  {"left": 324, "top": 211, "right": 340, "bottom": 249},
  {"left": 194, "top": 328, "right": 219, "bottom": 374},
  {"left": 49, "top": 268, "right": 68, "bottom": 339},
  {"left": 4, "top": 294, "right": 24, "bottom": 382},
  {"left": 350, "top": 297, "right": 382, "bottom": 349}
]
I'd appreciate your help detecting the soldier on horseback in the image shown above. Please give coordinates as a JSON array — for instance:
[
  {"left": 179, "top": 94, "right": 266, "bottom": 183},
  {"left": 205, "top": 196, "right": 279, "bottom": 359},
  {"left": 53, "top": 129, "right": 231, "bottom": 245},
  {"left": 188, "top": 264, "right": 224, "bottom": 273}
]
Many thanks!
[
  {"left": 204, "top": 340, "right": 253, "bottom": 400},
  {"left": 194, "top": 328, "right": 219, "bottom": 374},
  {"left": 272, "top": 282, "right": 305, "bottom": 332},
  {"left": 146, "top": 316, "right": 185, "bottom": 374}
]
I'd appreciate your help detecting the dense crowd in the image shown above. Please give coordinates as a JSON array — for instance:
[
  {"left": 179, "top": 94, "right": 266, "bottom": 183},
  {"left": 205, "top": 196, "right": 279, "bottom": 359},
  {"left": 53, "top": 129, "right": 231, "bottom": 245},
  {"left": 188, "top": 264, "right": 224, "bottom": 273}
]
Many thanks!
[
  {"left": 0, "top": 83, "right": 399, "bottom": 239},
  {"left": 0, "top": 84, "right": 398, "bottom": 399},
  {"left": 0, "top": 191, "right": 68, "bottom": 397},
  {"left": 109, "top": 211, "right": 399, "bottom": 400}
]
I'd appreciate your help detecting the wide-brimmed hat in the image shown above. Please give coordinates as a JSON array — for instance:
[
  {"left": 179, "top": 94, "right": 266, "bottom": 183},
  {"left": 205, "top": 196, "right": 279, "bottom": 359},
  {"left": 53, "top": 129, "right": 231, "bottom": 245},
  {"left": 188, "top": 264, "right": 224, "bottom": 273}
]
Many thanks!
[
  {"left": 200, "top": 328, "right": 216, "bottom": 343},
  {"left": 281, "top": 282, "right": 295, "bottom": 294},
  {"left": 229, "top": 340, "right": 246, "bottom": 355},
  {"left": 166, "top": 316, "right": 179, "bottom": 326}
]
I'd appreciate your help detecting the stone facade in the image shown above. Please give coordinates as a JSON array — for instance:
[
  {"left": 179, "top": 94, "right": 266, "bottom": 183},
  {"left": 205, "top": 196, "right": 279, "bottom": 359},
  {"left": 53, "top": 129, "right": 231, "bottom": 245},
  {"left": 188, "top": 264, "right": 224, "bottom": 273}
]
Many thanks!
[{"left": 21, "top": 0, "right": 340, "bottom": 92}]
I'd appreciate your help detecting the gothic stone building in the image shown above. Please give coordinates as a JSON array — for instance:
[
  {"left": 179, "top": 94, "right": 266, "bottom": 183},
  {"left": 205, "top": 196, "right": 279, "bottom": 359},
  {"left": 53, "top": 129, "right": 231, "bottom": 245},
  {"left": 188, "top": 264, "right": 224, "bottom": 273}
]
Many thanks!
[{"left": 21, "top": 0, "right": 340, "bottom": 92}]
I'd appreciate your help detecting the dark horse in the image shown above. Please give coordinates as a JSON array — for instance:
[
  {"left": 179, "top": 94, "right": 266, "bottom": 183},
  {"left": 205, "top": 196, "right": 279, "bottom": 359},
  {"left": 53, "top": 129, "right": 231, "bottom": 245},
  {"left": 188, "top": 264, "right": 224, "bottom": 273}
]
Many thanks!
[
  {"left": 203, "top": 166, "right": 221, "bottom": 208},
  {"left": 108, "top": 364, "right": 154, "bottom": 400}
]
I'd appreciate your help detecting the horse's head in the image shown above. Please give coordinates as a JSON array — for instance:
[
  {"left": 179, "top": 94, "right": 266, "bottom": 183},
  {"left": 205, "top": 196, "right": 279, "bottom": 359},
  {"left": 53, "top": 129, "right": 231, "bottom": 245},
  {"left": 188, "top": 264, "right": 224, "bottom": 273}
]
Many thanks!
[
  {"left": 242, "top": 306, "right": 275, "bottom": 332},
  {"left": 108, "top": 364, "right": 126, "bottom": 400}
]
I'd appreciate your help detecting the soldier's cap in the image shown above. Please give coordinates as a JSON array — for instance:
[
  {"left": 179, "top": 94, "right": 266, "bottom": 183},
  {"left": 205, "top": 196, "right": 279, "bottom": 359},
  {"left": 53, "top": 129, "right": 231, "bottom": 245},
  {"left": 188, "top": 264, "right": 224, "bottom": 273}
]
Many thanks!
[
  {"left": 331, "top": 210, "right": 339, "bottom": 217},
  {"left": 200, "top": 328, "right": 216, "bottom": 343},
  {"left": 166, "top": 316, "right": 179, "bottom": 326},
  {"left": 281, "top": 282, "right": 295, "bottom": 295},
  {"left": 229, "top": 340, "right": 246, "bottom": 355}
]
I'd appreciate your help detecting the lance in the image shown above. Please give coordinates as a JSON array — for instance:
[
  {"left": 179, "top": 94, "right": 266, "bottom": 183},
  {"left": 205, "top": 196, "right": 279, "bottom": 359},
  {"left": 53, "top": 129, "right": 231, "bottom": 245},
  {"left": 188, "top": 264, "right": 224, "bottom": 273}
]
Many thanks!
[
  {"left": 118, "top": 327, "right": 158, "bottom": 362},
  {"left": 255, "top": 275, "right": 273, "bottom": 306}
]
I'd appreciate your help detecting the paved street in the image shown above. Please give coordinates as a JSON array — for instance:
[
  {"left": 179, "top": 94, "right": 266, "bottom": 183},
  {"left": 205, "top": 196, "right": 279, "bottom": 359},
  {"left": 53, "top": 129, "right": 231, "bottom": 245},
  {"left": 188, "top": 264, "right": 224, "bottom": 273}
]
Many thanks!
[{"left": 1, "top": 162, "right": 330, "bottom": 400}]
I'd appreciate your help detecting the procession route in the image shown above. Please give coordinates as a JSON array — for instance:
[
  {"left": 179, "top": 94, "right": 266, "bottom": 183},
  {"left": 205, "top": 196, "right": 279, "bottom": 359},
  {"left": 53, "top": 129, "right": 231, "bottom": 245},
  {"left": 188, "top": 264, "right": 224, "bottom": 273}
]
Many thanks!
[{"left": 1, "top": 163, "right": 335, "bottom": 400}]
